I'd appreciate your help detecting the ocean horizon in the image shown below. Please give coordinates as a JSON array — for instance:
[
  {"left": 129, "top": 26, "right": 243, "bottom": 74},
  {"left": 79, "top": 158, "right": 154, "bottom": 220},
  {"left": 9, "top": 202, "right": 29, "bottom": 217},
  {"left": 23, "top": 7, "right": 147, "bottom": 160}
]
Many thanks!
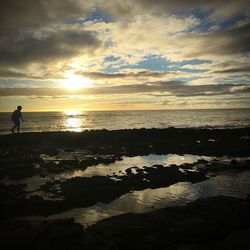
[{"left": 1, "top": 108, "right": 250, "bottom": 135}]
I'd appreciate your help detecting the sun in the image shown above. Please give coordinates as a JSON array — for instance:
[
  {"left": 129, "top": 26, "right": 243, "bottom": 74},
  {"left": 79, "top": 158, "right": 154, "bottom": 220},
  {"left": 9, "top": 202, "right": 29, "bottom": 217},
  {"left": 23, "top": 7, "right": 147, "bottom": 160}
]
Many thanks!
[{"left": 63, "top": 71, "right": 92, "bottom": 90}]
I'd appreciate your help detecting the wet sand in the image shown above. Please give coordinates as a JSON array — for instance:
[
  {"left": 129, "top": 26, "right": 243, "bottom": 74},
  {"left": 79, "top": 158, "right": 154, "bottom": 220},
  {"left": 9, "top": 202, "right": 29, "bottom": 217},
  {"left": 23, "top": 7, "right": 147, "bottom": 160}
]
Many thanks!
[{"left": 0, "top": 127, "right": 250, "bottom": 249}]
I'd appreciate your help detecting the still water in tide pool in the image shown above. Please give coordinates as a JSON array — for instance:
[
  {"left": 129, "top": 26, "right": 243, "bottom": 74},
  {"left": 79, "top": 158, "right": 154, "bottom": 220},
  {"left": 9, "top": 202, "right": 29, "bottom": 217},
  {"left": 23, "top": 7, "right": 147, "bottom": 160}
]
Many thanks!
[
  {"left": 11, "top": 154, "right": 250, "bottom": 227},
  {"left": 1, "top": 154, "right": 209, "bottom": 197},
  {"left": 50, "top": 171, "right": 250, "bottom": 227}
]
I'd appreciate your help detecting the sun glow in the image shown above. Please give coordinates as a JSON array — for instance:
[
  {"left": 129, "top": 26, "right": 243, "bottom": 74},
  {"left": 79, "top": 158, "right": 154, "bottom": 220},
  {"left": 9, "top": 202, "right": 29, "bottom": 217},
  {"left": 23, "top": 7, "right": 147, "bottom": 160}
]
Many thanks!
[{"left": 63, "top": 71, "right": 92, "bottom": 90}]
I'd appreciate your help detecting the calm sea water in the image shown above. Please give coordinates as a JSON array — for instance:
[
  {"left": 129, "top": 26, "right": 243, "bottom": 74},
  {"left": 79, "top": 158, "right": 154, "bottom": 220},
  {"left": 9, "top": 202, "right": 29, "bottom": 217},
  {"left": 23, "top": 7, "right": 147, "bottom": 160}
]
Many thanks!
[{"left": 0, "top": 109, "right": 250, "bottom": 135}]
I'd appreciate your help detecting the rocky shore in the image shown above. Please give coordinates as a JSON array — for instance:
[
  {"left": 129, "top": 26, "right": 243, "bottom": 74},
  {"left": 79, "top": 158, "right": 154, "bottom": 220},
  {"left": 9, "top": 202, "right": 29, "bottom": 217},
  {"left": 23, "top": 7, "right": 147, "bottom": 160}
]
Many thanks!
[
  {"left": 1, "top": 127, "right": 250, "bottom": 156},
  {"left": 0, "top": 127, "right": 249, "bottom": 249}
]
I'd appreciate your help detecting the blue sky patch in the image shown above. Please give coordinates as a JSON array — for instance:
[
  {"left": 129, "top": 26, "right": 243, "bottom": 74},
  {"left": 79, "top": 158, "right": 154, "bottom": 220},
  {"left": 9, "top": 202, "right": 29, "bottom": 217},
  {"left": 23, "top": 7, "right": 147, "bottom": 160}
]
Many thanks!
[
  {"left": 103, "top": 55, "right": 210, "bottom": 74},
  {"left": 85, "top": 8, "right": 112, "bottom": 23}
]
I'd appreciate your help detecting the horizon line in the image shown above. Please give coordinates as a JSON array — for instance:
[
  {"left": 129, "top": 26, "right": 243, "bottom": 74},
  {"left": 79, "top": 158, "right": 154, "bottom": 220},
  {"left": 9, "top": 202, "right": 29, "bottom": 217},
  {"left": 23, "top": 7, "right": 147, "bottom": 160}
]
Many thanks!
[{"left": 0, "top": 107, "right": 250, "bottom": 113}]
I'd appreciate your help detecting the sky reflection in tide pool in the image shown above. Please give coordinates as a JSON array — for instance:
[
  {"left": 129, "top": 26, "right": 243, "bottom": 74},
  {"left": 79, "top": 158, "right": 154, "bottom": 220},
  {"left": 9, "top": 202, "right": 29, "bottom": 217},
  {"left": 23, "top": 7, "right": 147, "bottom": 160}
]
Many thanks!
[
  {"left": 0, "top": 154, "right": 209, "bottom": 199},
  {"left": 45, "top": 171, "right": 250, "bottom": 227},
  {"left": 59, "top": 154, "right": 211, "bottom": 179}
]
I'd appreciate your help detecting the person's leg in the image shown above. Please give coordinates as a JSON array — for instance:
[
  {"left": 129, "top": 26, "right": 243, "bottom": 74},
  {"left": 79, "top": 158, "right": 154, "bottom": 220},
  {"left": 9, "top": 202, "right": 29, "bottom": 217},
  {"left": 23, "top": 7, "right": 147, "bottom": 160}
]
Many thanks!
[
  {"left": 11, "top": 125, "right": 16, "bottom": 133},
  {"left": 11, "top": 120, "right": 20, "bottom": 133}
]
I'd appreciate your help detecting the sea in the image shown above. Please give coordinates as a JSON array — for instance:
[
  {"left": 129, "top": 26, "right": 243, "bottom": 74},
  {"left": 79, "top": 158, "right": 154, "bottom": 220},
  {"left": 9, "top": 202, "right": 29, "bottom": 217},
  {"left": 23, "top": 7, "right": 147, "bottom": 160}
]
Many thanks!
[{"left": 0, "top": 109, "right": 250, "bottom": 135}]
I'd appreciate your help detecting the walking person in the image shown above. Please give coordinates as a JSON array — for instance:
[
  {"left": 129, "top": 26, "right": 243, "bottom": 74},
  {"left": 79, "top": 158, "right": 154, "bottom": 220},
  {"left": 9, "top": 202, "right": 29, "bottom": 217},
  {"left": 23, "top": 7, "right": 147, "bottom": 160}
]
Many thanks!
[{"left": 11, "top": 105, "right": 24, "bottom": 134}]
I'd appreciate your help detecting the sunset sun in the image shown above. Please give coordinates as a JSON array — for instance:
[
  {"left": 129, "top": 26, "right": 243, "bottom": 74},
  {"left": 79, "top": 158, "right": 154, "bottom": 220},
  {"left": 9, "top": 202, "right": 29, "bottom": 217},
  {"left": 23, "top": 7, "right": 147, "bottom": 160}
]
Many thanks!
[{"left": 63, "top": 71, "right": 92, "bottom": 90}]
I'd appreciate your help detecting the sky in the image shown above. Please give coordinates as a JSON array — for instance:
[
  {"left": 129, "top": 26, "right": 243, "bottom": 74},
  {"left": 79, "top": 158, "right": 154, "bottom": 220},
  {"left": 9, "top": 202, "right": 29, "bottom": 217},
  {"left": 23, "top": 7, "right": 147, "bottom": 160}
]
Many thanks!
[{"left": 0, "top": 0, "right": 250, "bottom": 111}]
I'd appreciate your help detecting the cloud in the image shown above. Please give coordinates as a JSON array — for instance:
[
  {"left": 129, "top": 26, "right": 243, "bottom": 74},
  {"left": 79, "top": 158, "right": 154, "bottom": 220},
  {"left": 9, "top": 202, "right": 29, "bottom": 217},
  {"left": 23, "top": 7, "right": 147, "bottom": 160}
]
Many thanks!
[
  {"left": 1, "top": 0, "right": 248, "bottom": 79},
  {"left": 79, "top": 71, "right": 176, "bottom": 79},
  {"left": 1, "top": 81, "right": 249, "bottom": 97},
  {"left": 133, "top": 0, "right": 250, "bottom": 19},
  {"left": 0, "top": 0, "right": 94, "bottom": 36},
  {"left": 83, "top": 10, "right": 249, "bottom": 66},
  {"left": 0, "top": 69, "right": 37, "bottom": 79},
  {"left": 213, "top": 67, "right": 250, "bottom": 74},
  {"left": 230, "top": 85, "right": 250, "bottom": 93},
  {"left": 87, "top": 14, "right": 199, "bottom": 54},
  {"left": 0, "top": 0, "right": 249, "bottom": 112},
  {"left": 184, "top": 22, "right": 250, "bottom": 57},
  {"left": 0, "top": 28, "right": 101, "bottom": 67}
]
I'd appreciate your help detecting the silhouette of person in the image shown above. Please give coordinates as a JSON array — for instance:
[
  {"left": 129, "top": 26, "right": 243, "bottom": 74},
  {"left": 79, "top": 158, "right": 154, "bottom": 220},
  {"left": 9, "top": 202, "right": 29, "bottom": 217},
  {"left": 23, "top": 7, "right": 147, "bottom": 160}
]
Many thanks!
[{"left": 11, "top": 105, "right": 24, "bottom": 134}]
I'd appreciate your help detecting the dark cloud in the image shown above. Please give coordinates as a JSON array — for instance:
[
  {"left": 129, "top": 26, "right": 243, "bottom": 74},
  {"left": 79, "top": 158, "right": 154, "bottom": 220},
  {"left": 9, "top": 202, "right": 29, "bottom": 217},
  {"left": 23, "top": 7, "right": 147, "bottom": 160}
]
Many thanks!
[
  {"left": 1, "top": 81, "right": 249, "bottom": 97},
  {"left": 0, "top": 1, "right": 100, "bottom": 70},
  {"left": 0, "top": 70, "right": 178, "bottom": 81},
  {"left": 185, "top": 22, "right": 250, "bottom": 57},
  {"left": 0, "top": 88, "right": 67, "bottom": 96},
  {"left": 79, "top": 71, "right": 174, "bottom": 79},
  {"left": 91, "top": 81, "right": 184, "bottom": 95},
  {"left": 0, "top": 0, "right": 92, "bottom": 36},
  {"left": 0, "top": 69, "right": 34, "bottom": 79},
  {"left": 103, "top": 0, "right": 249, "bottom": 23},
  {"left": 135, "top": 0, "right": 250, "bottom": 17},
  {"left": 0, "top": 68, "right": 55, "bottom": 79},
  {"left": 213, "top": 67, "right": 250, "bottom": 74},
  {"left": 0, "top": 29, "right": 101, "bottom": 67},
  {"left": 161, "top": 100, "right": 188, "bottom": 106}
]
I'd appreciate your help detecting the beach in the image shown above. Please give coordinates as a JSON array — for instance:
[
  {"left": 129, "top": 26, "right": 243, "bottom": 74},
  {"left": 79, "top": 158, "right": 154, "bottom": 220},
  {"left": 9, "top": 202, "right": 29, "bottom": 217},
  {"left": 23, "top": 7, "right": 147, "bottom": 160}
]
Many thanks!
[{"left": 0, "top": 127, "right": 250, "bottom": 249}]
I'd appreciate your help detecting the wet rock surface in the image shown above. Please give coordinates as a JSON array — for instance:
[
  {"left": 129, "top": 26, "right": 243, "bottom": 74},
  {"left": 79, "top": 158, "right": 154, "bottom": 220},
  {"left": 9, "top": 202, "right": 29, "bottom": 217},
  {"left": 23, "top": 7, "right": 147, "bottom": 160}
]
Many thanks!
[
  {"left": 0, "top": 196, "right": 249, "bottom": 250},
  {"left": 86, "top": 196, "right": 250, "bottom": 250}
]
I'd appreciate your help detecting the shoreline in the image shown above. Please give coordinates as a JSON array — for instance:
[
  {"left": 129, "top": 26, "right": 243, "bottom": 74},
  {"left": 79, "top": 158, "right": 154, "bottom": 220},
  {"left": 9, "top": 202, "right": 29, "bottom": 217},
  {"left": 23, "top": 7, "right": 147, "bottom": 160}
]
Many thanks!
[
  {"left": 1, "top": 107, "right": 250, "bottom": 112},
  {"left": 1, "top": 127, "right": 250, "bottom": 156}
]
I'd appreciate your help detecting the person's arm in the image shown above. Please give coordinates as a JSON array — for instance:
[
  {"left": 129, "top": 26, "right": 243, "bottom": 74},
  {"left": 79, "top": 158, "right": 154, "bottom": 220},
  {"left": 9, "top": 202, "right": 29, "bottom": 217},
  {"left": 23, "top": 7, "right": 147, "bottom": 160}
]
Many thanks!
[{"left": 20, "top": 112, "right": 24, "bottom": 121}]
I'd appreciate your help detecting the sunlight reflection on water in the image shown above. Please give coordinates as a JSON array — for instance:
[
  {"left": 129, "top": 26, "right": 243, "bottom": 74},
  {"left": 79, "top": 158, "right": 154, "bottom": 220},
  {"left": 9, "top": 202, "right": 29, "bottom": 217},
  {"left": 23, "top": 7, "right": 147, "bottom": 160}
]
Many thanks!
[
  {"left": 64, "top": 111, "right": 83, "bottom": 132},
  {"left": 65, "top": 117, "right": 82, "bottom": 132}
]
